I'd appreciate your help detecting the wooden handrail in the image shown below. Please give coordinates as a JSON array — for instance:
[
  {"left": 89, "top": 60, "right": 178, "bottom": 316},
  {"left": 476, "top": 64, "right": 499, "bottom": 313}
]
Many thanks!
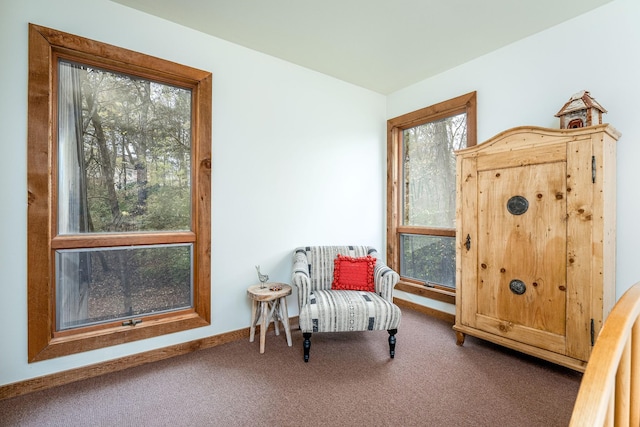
[{"left": 569, "top": 281, "right": 640, "bottom": 426}]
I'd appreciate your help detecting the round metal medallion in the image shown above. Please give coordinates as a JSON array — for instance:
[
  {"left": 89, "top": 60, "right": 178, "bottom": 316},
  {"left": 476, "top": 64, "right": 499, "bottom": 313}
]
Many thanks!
[
  {"left": 507, "top": 196, "right": 529, "bottom": 215},
  {"left": 509, "top": 279, "right": 526, "bottom": 295}
]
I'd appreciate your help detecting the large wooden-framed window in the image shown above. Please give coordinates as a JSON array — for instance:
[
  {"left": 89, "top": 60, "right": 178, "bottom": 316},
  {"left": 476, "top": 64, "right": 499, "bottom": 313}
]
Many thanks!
[
  {"left": 387, "top": 92, "right": 476, "bottom": 305},
  {"left": 27, "top": 24, "right": 212, "bottom": 362}
]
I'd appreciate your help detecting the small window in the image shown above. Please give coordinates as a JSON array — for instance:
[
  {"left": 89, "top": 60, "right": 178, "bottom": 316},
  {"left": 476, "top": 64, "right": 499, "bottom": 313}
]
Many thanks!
[
  {"left": 27, "top": 24, "right": 212, "bottom": 361},
  {"left": 387, "top": 92, "right": 476, "bottom": 302}
]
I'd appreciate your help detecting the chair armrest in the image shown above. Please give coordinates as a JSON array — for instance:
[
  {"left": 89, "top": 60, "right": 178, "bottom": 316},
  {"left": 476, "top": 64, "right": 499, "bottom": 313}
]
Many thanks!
[
  {"left": 291, "top": 248, "right": 311, "bottom": 309},
  {"left": 373, "top": 258, "right": 400, "bottom": 302}
]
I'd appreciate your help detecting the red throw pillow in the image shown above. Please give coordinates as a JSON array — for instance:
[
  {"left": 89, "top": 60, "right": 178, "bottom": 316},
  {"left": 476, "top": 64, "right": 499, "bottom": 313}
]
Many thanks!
[{"left": 331, "top": 254, "right": 376, "bottom": 292}]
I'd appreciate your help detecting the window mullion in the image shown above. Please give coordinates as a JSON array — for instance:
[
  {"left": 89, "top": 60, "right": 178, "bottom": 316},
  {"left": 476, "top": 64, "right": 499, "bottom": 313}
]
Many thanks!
[
  {"left": 51, "top": 232, "right": 197, "bottom": 250},
  {"left": 396, "top": 226, "right": 455, "bottom": 237}
]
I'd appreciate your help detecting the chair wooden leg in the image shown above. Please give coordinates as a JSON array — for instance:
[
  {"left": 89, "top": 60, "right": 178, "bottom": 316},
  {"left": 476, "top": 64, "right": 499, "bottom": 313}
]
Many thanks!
[
  {"left": 388, "top": 329, "right": 397, "bottom": 359},
  {"left": 303, "top": 332, "right": 312, "bottom": 362}
]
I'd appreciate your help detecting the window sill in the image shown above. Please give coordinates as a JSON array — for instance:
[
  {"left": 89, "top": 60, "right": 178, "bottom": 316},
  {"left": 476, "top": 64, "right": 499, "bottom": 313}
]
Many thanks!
[{"left": 30, "top": 311, "right": 209, "bottom": 362}]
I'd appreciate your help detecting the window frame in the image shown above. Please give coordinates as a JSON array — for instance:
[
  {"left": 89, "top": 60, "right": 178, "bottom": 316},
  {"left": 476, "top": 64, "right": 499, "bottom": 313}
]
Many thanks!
[
  {"left": 27, "top": 24, "right": 212, "bottom": 362},
  {"left": 386, "top": 92, "right": 476, "bottom": 305}
]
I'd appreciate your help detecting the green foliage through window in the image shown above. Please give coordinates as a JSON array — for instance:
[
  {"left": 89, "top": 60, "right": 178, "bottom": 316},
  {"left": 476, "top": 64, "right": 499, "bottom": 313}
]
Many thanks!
[
  {"left": 402, "top": 113, "right": 466, "bottom": 229},
  {"left": 400, "top": 234, "right": 455, "bottom": 288},
  {"left": 60, "top": 60, "right": 192, "bottom": 234}
]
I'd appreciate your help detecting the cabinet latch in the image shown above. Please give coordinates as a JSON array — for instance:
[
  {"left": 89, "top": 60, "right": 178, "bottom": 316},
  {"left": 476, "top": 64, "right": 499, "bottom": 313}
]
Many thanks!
[
  {"left": 590, "top": 318, "right": 595, "bottom": 346},
  {"left": 592, "top": 156, "right": 596, "bottom": 183}
]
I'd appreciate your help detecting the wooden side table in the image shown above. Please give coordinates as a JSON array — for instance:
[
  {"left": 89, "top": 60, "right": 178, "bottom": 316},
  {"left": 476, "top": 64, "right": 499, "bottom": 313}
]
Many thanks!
[{"left": 247, "top": 283, "right": 292, "bottom": 353}]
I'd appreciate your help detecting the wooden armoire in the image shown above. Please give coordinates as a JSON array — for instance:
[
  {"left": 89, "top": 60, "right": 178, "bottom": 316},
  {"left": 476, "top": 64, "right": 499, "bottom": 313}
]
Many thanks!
[{"left": 453, "top": 124, "right": 620, "bottom": 371}]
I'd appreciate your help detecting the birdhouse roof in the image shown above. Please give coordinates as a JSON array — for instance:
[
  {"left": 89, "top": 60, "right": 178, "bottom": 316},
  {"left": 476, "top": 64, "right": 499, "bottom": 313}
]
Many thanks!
[{"left": 555, "top": 90, "right": 607, "bottom": 117}]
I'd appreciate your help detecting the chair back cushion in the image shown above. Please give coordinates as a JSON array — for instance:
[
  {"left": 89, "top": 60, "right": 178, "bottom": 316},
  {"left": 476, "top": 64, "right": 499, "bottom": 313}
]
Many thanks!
[{"left": 300, "top": 246, "right": 376, "bottom": 291}]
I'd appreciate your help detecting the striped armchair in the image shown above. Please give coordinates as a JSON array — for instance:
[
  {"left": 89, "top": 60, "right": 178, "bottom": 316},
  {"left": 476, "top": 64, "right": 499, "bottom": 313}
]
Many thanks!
[{"left": 291, "top": 246, "right": 402, "bottom": 362}]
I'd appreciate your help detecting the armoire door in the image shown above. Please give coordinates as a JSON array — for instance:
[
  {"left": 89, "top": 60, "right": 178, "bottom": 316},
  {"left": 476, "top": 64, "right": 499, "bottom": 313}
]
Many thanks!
[
  {"left": 455, "top": 125, "right": 619, "bottom": 370},
  {"left": 458, "top": 144, "right": 570, "bottom": 355}
]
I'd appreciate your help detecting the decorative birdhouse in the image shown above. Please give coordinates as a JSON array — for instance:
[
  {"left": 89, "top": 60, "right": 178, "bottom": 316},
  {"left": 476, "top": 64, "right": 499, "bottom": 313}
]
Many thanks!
[{"left": 555, "top": 90, "right": 607, "bottom": 129}]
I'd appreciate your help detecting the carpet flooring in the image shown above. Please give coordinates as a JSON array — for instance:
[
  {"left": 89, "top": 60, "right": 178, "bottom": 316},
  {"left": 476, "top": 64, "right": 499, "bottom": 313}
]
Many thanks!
[{"left": 0, "top": 309, "right": 582, "bottom": 426}]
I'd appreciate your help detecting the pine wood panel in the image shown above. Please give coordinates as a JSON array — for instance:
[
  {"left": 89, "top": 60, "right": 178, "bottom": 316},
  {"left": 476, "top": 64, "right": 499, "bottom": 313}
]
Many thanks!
[
  {"left": 477, "top": 161, "right": 567, "bottom": 337},
  {"left": 456, "top": 154, "right": 478, "bottom": 327},
  {"left": 565, "top": 137, "right": 595, "bottom": 361},
  {"left": 475, "top": 142, "right": 566, "bottom": 171},
  {"left": 454, "top": 323, "right": 587, "bottom": 371},
  {"left": 455, "top": 124, "right": 620, "bottom": 371},
  {"left": 595, "top": 130, "right": 618, "bottom": 336},
  {"left": 473, "top": 313, "right": 567, "bottom": 354}
]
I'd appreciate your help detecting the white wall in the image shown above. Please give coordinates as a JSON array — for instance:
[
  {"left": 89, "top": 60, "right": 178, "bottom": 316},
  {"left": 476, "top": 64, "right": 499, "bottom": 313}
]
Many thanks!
[
  {"left": 0, "top": 0, "right": 386, "bottom": 386},
  {"left": 389, "top": 0, "right": 640, "bottom": 311}
]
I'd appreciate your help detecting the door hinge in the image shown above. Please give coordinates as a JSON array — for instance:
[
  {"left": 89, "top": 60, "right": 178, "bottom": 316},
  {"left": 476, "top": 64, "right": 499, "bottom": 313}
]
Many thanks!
[
  {"left": 590, "top": 318, "right": 595, "bottom": 346},
  {"left": 592, "top": 156, "right": 596, "bottom": 183}
]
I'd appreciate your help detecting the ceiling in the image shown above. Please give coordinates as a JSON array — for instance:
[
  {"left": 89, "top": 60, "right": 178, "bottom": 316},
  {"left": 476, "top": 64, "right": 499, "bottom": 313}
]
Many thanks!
[{"left": 111, "top": 0, "right": 614, "bottom": 94}]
